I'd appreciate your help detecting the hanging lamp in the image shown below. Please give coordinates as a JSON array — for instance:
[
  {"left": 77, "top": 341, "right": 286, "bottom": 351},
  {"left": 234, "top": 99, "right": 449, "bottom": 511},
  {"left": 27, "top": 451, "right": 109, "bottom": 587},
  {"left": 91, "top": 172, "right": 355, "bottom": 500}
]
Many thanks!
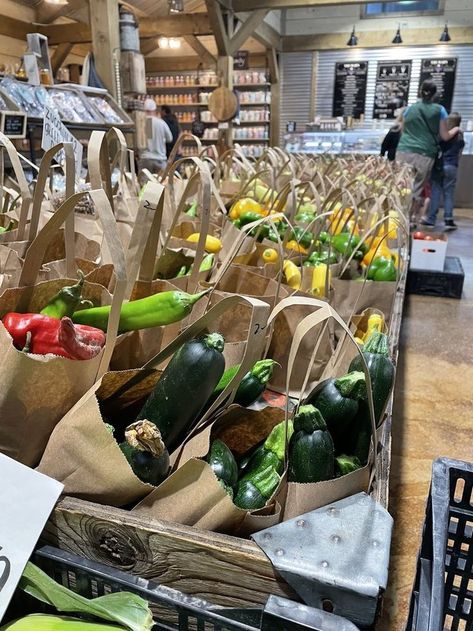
[{"left": 347, "top": 27, "right": 358, "bottom": 47}]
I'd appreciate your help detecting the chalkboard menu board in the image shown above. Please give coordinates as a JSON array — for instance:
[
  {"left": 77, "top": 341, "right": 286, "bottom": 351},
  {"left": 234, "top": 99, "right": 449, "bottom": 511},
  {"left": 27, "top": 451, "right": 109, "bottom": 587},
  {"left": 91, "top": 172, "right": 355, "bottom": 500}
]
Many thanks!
[
  {"left": 332, "top": 61, "right": 368, "bottom": 118},
  {"left": 373, "top": 60, "right": 412, "bottom": 120},
  {"left": 419, "top": 58, "right": 457, "bottom": 112},
  {"left": 0, "top": 112, "right": 26, "bottom": 138}
]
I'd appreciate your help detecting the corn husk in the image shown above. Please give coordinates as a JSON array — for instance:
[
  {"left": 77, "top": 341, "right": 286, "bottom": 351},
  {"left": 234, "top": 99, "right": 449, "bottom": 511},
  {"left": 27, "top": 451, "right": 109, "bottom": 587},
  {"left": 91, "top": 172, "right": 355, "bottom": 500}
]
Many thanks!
[{"left": 1, "top": 614, "right": 121, "bottom": 630}]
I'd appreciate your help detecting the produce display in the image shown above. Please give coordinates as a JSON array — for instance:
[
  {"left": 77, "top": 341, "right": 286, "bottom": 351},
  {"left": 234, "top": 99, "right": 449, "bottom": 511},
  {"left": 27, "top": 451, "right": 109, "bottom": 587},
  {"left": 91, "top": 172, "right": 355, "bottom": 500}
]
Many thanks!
[{"left": 0, "top": 132, "right": 412, "bottom": 623}]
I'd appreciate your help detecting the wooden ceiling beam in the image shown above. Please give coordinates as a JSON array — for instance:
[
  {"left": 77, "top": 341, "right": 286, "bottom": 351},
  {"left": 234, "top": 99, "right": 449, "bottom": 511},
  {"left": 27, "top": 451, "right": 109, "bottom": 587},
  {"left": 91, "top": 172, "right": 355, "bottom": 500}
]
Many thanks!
[
  {"left": 36, "top": 0, "right": 87, "bottom": 25},
  {"left": 233, "top": 0, "right": 393, "bottom": 9},
  {"left": 38, "top": 13, "right": 213, "bottom": 45},
  {"left": 51, "top": 42, "right": 73, "bottom": 73},
  {"left": 204, "top": 0, "right": 230, "bottom": 55},
  {"left": 0, "top": 15, "right": 31, "bottom": 40},
  {"left": 283, "top": 26, "right": 473, "bottom": 51},
  {"left": 140, "top": 38, "right": 160, "bottom": 56},
  {"left": 228, "top": 9, "right": 268, "bottom": 56},
  {"left": 182, "top": 34, "right": 216, "bottom": 67}
]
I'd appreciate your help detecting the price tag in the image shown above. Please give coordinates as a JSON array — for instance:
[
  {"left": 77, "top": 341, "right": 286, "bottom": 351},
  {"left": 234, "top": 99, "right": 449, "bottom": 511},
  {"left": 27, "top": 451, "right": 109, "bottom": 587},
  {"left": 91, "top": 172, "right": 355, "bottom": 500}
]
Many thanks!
[
  {"left": 0, "top": 454, "right": 63, "bottom": 621},
  {"left": 41, "top": 106, "right": 83, "bottom": 182}
]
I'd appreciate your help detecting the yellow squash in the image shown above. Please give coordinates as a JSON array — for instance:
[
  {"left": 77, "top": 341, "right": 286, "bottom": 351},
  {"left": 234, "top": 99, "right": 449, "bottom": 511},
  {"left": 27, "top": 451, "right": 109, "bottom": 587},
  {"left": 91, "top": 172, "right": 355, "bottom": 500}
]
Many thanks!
[
  {"left": 262, "top": 248, "right": 278, "bottom": 264},
  {"left": 283, "top": 260, "right": 301, "bottom": 290},
  {"left": 311, "top": 263, "right": 331, "bottom": 297},
  {"left": 186, "top": 233, "right": 222, "bottom": 254}
]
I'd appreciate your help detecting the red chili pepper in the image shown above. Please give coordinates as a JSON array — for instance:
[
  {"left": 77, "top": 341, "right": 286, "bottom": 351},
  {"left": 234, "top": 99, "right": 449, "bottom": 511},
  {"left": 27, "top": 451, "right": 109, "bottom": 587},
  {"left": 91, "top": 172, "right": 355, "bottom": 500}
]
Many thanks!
[{"left": 2, "top": 313, "right": 106, "bottom": 360}]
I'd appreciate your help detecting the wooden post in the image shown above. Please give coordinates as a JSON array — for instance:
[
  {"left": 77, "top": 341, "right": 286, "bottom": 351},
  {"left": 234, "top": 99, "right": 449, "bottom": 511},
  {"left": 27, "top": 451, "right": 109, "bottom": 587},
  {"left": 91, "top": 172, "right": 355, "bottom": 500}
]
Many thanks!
[
  {"left": 89, "top": 0, "right": 120, "bottom": 97},
  {"left": 217, "top": 55, "right": 234, "bottom": 152},
  {"left": 268, "top": 48, "right": 280, "bottom": 148}
]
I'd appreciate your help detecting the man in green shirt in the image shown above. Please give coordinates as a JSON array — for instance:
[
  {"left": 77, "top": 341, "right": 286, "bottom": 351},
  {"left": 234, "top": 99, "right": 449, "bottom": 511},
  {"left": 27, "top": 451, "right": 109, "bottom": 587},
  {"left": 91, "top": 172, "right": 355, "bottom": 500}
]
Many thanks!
[{"left": 397, "top": 80, "right": 460, "bottom": 227}]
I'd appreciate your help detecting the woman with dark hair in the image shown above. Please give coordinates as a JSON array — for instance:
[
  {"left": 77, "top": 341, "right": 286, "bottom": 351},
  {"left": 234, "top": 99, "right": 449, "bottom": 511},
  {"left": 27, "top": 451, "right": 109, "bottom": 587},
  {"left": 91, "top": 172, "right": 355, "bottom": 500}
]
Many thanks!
[
  {"left": 397, "top": 80, "right": 460, "bottom": 226},
  {"left": 160, "top": 105, "right": 180, "bottom": 158}
]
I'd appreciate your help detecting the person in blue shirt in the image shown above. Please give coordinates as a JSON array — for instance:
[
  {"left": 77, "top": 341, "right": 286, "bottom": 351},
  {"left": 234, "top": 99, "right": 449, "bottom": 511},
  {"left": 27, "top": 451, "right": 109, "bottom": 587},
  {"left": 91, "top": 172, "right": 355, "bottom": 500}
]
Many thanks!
[{"left": 421, "top": 112, "right": 464, "bottom": 231}]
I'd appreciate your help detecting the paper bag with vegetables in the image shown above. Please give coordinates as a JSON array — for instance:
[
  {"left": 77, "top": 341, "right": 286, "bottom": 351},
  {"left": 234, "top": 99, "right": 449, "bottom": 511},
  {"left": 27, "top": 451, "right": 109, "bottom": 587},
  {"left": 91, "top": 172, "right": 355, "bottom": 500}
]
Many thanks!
[
  {"left": 37, "top": 295, "right": 269, "bottom": 509},
  {"left": 0, "top": 189, "right": 127, "bottom": 467}
]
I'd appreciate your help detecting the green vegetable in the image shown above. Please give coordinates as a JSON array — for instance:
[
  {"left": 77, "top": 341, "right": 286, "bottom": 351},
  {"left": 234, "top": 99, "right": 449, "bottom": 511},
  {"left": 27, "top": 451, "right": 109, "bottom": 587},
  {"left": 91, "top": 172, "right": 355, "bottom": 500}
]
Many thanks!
[
  {"left": 288, "top": 405, "right": 334, "bottom": 483},
  {"left": 240, "top": 419, "right": 294, "bottom": 478},
  {"left": 185, "top": 253, "right": 215, "bottom": 277},
  {"left": 295, "top": 212, "right": 315, "bottom": 223},
  {"left": 176, "top": 265, "right": 187, "bottom": 277},
  {"left": 234, "top": 465, "right": 280, "bottom": 510},
  {"left": 219, "top": 479, "right": 234, "bottom": 498},
  {"left": 8, "top": 561, "right": 153, "bottom": 631},
  {"left": 211, "top": 359, "right": 276, "bottom": 408},
  {"left": 348, "top": 331, "right": 394, "bottom": 425},
  {"left": 72, "top": 289, "right": 210, "bottom": 333},
  {"left": 0, "top": 616, "right": 122, "bottom": 630},
  {"left": 40, "top": 272, "right": 85, "bottom": 319},
  {"left": 305, "top": 372, "right": 366, "bottom": 444},
  {"left": 305, "top": 250, "right": 338, "bottom": 266},
  {"left": 332, "top": 233, "right": 367, "bottom": 258},
  {"left": 336, "top": 454, "right": 362, "bottom": 477},
  {"left": 207, "top": 439, "right": 238, "bottom": 488},
  {"left": 367, "top": 257, "right": 397, "bottom": 281},
  {"left": 119, "top": 420, "right": 169, "bottom": 485},
  {"left": 239, "top": 211, "right": 264, "bottom": 226},
  {"left": 136, "top": 333, "right": 225, "bottom": 451},
  {"left": 0, "top": 221, "right": 14, "bottom": 234},
  {"left": 318, "top": 231, "right": 330, "bottom": 244},
  {"left": 185, "top": 200, "right": 198, "bottom": 217},
  {"left": 291, "top": 226, "right": 313, "bottom": 249}
]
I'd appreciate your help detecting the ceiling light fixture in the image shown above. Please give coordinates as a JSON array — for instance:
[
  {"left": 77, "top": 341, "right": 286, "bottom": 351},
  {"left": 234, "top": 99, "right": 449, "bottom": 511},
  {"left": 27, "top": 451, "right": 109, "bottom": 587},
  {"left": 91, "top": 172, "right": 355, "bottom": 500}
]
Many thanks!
[
  {"left": 347, "top": 27, "right": 358, "bottom": 47},
  {"left": 168, "top": 0, "right": 184, "bottom": 13},
  {"left": 392, "top": 25, "right": 403, "bottom": 44},
  {"left": 439, "top": 23, "right": 451, "bottom": 42},
  {"left": 159, "top": 37, "right": 181, "bottom": 49},
  {"left": 45, "top": 0, "right": 68, "bottom": 5}
]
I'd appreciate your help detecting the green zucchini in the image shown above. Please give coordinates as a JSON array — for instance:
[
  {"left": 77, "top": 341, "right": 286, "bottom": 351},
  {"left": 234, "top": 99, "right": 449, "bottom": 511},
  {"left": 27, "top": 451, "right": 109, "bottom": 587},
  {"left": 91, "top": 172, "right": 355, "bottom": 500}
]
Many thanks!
[
  {"left": 136, "top": 333, "right": 225, "bottom": 452},
  {"left": 288, "top": 405, "right": 334, "bottom": 483},
  {"left": 211, "top": 359, "right": 276, "bottom": 408},
  {"left": 240, "top": 419, "right": 294, "bottom": 478},
  {"left": 305, "top": 372, "right": 366, "bottom": 443},
  {"left": 206, "top": 439, "right": 238, "bottom": 488},
  {"left": 119, "top": 420, "right": 170, "bottom": 485},
  {"left": 335, "top": 454, "right": 362, "bottom": 477},
  {"left": 348, "top": 331, "right": 395, "bottom": 424},
  {"left": 234, "top": 465, "right": 280, "bottom": 510}
]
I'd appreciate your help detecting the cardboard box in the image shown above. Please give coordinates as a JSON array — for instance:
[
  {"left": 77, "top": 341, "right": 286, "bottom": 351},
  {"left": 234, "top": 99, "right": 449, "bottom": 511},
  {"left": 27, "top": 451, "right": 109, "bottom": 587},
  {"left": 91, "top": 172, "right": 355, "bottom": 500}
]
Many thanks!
[{"left": 410, "top": 233, "right": 447, "bottom": 272}]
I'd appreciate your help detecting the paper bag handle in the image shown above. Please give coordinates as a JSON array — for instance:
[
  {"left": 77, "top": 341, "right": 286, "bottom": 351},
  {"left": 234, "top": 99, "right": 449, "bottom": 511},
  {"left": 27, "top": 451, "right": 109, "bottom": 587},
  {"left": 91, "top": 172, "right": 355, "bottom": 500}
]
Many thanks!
[{"left": 0, "top": 132, "right": 33, "bottom": 241}]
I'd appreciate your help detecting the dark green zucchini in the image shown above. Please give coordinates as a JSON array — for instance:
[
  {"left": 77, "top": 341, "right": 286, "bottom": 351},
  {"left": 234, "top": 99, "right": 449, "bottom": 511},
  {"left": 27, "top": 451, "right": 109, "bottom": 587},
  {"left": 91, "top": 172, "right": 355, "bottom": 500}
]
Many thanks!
[
  {"left": 348, "top": 331, "right": 394, "bottom": 424},
  {"left": 335, "top": 454, "right": 362, "bottom": 477},
  {"left": 239, "top": 419, "right": 294, "bottom": 478},
  {"left": 234, "top": 465, "right": 281, "bottom": 510},
  {"left": 305, "top": 371, "right": 366, "bottom": 443},
  {"left": 288, "top": 405, "right": 334, "bottom": 483},
  {"left": 211, "top": 359, "right": 277, "bottom": 408},
  {"left": 345, "top": 400, "right": 372, "bottom": 466},
  {"left": 136, "top": 333, "right": 225, "bottom": 452},
  {"left": 119, "top": 420, "right": 170, "bottom": 485},
  {"left": 206, "top": 439, "right": 238, "bottom": 488}
]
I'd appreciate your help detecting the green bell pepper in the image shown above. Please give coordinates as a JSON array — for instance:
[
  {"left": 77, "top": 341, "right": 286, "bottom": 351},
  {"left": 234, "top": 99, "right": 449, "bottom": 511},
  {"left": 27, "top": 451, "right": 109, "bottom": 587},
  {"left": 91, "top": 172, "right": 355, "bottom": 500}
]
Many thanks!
[
  {"left": 291, "top": 226, "right": 313, "bottom": 250},
  {"left": 332, "top": 233, "right": 368, "bottom": 257},
  {"left": 369, "top": 257, "right": 397, "bottom": 282}
]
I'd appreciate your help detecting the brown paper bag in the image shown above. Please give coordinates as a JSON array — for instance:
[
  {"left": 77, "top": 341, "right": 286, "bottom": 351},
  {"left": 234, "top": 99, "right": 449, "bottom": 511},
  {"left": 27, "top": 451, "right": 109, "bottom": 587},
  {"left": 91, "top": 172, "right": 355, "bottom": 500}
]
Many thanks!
[
  {"left": 0, "top": 188, "right": 127, "bottom": 466},
  {"left": 38, "top": 294, "right": 269, "bottom": 508},
  {"left": 278, "top": 299, "right": 378, "bottom": 521}
]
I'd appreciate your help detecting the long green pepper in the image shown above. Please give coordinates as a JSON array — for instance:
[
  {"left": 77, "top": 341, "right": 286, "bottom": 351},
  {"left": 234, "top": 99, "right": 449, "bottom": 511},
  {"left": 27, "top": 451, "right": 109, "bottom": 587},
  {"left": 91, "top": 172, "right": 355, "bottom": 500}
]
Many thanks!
[
  {"left": 72, "top": 289, "right": 210, "bottom": 333},
  {"left": 40, "top": 271, "right": 85, "bottom": 319}
]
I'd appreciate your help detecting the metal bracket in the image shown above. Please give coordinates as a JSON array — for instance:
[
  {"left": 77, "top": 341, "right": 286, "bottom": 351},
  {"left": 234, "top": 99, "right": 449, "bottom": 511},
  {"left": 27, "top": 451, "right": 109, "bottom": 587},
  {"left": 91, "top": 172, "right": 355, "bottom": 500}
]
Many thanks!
[
  {"left": 262, "top": 595, "right": 361, "bottom": 630},
  {"left": 252, "top": 492, "right": 393, "bottom": 627}
]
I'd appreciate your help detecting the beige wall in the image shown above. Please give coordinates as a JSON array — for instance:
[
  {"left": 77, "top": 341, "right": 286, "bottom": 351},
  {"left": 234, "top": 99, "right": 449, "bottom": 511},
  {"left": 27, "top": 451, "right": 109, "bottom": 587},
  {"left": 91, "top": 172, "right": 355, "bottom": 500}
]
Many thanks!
[{"left": 284, "top": 0, "right": 473, "bottom": 36}]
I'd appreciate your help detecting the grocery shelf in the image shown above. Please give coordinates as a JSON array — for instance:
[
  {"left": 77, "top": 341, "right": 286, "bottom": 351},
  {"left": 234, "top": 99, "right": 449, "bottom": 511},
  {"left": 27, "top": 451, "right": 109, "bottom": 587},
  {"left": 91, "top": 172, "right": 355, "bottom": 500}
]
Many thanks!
[
  {"left": 234, "top": 83, "right": 271, "bottom": 88},
  {"left": 240, "top": 102, "right": 270, "bottom": 106},
  {"left": 146, "top": 85, "right": 217, "bottom": 91}
]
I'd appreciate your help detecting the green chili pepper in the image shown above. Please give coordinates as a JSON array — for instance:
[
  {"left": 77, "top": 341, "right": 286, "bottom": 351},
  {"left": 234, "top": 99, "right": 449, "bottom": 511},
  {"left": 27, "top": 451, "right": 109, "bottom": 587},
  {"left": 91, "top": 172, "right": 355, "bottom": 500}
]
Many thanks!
[
  {"left": 0, "top": 221, "right": 14, "bottom": 234},
  {"left": 185, "top": 200, "right": 198, "bottom": 217},
  {"left": 72, "top": 289, "right": 211, "bottom": 333},
  {"left": 185, "top": 253, "right": 214, "bottom": 276},
  {"left": 40, "top": 271, "right": 85, "bottom": 319},
  {"left": 176, "top": 265, "right": 187, "bottom": 277}
]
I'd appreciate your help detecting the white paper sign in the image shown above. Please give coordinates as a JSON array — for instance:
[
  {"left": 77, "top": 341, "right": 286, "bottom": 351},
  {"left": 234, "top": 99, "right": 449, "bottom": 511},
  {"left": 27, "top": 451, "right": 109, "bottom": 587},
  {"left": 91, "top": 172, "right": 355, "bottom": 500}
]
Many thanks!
[
  {"left": 0, "top": 453, "right": 63, "bottom": 621},
  {"left": 42, "top": 106, "right": 83, "bottom": 181}
]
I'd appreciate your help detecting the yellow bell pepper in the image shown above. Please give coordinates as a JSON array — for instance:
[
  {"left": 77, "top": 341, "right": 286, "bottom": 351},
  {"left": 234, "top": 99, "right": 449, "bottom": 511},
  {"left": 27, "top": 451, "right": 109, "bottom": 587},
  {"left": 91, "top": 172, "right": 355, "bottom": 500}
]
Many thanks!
[
  {"left": 262, "top": 248, "right": 278, "bottom": 264},
  {"left": 186, "top": 233, "right": 223, "bottom": 253},
  {"left": 311, "top": 263, "right": 331, "bottom": 297},
  {"left": 285, "top": 240, "right": 308, "bottom": 254},
  {"left": 229, "top": 197, "right": 266, "bottom": 220},
  {"left": 283, "top": 260, "right": 301, "bottom": 290}
]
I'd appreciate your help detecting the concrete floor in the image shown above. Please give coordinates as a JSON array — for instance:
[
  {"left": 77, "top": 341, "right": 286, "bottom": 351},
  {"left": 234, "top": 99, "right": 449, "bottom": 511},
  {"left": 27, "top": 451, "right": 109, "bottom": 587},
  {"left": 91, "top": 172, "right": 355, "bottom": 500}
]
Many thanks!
[{"left": 379, "top": 211, "right": 473, "bottom": 629}]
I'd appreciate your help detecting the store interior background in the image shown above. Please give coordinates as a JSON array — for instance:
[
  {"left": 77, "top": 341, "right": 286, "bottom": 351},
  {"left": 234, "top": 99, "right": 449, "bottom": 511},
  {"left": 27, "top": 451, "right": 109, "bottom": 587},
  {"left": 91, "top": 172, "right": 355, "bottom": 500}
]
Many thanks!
[{"left": 1, "top": 1, "right": 473, "bottom": 629}]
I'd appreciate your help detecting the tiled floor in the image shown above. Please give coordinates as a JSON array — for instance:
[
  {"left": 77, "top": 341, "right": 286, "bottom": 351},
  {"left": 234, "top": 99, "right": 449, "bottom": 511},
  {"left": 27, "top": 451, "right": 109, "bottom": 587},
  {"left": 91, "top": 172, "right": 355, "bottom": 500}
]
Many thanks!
[{"left": 379, "top": 210, "right": 473, "bottom": 629}]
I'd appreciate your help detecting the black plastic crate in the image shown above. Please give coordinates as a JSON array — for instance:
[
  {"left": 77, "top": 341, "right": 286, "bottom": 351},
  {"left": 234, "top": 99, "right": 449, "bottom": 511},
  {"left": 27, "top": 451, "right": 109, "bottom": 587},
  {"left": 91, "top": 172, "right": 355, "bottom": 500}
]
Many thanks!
[
  {"left": 5, "top": 546, "right": 360, "bottom": 631},
  {"left": 406, "top": 457, "right": 473, "bottom": 631},
  {"left": 407, "top": 256, "right": 464, "bottom": 299}
]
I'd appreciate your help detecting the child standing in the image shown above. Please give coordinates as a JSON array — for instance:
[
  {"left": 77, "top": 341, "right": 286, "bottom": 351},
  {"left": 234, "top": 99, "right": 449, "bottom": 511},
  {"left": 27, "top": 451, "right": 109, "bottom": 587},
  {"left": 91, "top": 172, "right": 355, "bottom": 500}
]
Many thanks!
[{"left": 421, "top": 112, "right": 465, "bottom": 231}]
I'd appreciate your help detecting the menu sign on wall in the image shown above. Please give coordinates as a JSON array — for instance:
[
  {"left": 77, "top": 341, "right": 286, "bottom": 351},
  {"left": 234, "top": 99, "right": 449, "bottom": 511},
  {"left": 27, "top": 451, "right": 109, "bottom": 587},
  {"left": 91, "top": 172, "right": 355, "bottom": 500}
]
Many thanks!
[
  {"left": 419, "top": 58, "right": 457, "bottom": 112},
  {"left": 332, "top": 61, "right": 368, "bottom": 118},
  {"left": 373, "top": 60, "right": 412, "bottom": 119}
]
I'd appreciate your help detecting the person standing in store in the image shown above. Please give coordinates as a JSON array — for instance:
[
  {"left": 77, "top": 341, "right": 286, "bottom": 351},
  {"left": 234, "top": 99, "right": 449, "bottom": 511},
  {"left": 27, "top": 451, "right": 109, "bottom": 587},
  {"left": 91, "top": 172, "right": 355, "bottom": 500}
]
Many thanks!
[
  {"left": 161, "top": 105, "right": 181, "bottom": 159},
  {"left": 421, "top": 112, "right": 465, "bottom": 231},
  {"left": 380, "top": 110, "right": 403, "bottom": 161},
  {"left": 396, "top": 80, "right": 461, "bottom": 227},
  {"left": 139, "top": 99, "right": 172, "bottom": 174}
]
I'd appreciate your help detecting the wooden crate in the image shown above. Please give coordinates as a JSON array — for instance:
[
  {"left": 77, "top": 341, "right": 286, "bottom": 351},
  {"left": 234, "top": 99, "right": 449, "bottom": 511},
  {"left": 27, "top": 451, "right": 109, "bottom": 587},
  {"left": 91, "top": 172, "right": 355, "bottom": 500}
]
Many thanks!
[{"left": 42, "top": 277, "right": 406, "bottom": 609}]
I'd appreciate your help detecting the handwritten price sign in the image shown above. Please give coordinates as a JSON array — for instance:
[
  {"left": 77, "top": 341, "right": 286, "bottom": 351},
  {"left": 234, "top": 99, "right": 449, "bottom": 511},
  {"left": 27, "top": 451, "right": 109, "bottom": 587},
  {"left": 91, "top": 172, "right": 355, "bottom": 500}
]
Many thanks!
[
  {"left": 41, "top": 106, "right": 83, "bottom": 182},
  {"left": 0, "top": 454, "right": 63, "bottom": 621}
]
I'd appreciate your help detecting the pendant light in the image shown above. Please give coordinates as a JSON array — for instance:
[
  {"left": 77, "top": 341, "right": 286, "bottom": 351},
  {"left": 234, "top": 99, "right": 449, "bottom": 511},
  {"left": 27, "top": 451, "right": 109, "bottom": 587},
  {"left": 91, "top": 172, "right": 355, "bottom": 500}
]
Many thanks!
[
  {"left": 347, "top": 27, "right": 358, "bottom": 47},
  {"left": 168, "top": 0, "right": 184, "bottom": 13},
  {"left": 439, "top": 24, "right": 451, "bottom": 42},
  {"left": 392, "top": 25, "right": 403, "bottom": 45},
  {"left": 45, "top": 0, "right": 68, "bottom": 5}
]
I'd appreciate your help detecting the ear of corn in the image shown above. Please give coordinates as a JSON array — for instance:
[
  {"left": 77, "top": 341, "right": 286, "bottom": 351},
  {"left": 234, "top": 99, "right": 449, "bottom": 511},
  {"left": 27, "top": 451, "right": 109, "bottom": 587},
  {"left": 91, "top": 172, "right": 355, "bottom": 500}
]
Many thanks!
[{"left": 1, "top": 614, "right": 123, "bottom": 630}]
